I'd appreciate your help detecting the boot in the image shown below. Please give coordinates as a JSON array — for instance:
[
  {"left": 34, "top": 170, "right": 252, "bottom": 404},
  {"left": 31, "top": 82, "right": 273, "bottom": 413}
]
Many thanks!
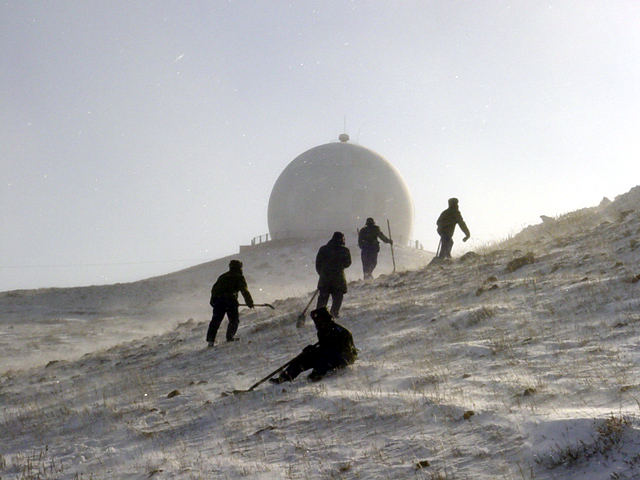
[
  {"left": 269, "top": 371, "right": 292, "bottom": 384},
  {"left": 308, "top": 369, "right": 326, "bottom": 382},
  {"left": 269, "top": 376, "right": 286, "bottom": 385}
]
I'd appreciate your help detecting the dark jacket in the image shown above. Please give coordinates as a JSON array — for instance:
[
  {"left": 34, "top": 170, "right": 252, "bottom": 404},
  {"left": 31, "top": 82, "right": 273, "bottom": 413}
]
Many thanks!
[
  {"left": 316, "top": 238, "right": 352, "bottom": 293},
  {"left": 437, "top": 207, "right": 470, "bottom": 238},
  {"left": 316, "top": 322, "right": 358, "bottom": 366},
  {"left": 358, "top": 225, "right": 391, "bottom": 252},
  {"left": 209, "top": 269, "right": 253, "bottom": 307}
]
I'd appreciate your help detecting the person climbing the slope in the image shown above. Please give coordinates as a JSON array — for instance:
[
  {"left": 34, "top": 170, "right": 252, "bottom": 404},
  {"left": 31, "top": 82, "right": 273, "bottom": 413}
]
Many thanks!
[
  {"left": 358, "top": 217, "right": 393, "bottom": 280},
  {"left": 436, "top": 198, "right": 470, "bottom": 259},
  {"left": 315, "top": 231, "right": 352, "bottom": 318},
  {"left": 269, "top": 307, "right": 357, "bottom": 384},
  {"left": 206, "top": 260, "right": 254, "bottom": 347}
]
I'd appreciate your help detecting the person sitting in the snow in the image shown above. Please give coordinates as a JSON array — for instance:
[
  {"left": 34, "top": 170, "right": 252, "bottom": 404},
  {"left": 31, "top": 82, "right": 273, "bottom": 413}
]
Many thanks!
[{"left": 269, "top": 307, "right": 357, "bottom": 383}]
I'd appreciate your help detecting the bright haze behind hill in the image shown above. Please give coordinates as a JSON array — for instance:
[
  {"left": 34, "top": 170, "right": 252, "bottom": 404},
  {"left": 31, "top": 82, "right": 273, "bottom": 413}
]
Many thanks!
[{"left": 2, "top": 1, "right": 639, "bottom": 292}]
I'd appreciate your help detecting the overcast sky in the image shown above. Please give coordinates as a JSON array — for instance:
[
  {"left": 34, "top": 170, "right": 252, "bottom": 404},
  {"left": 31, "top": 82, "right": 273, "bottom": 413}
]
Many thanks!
[{"left": 2, "top": 1, "right": 639, "bottom": 292}]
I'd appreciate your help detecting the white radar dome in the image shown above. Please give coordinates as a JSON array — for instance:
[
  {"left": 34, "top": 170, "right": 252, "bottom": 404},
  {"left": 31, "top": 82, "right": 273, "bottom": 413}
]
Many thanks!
[{"left": 267, "top": 136, "right": 414, "bottom": 245}]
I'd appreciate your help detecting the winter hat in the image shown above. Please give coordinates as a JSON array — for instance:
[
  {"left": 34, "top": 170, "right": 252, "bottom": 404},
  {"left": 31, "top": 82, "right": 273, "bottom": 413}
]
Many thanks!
[
  {"left": 229, "top": 260, "right": 243, "bottom": 270},
  {"left": 331, "top": 231, "right": 345, "bottom": 244},
  {"left": 310, "top": 307, "right": 332, "bottom": 325},
  {"left": 448, "top": 198, "right": 459, "bottom": 207},
  {"left": 365, "top": 217, "right": 375, "bottom": 226}
]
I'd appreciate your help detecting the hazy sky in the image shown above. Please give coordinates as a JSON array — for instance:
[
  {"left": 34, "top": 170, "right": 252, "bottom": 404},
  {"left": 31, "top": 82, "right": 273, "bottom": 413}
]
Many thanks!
[{"left": 2, "top": 1, "right": 639, "bottom": 292}]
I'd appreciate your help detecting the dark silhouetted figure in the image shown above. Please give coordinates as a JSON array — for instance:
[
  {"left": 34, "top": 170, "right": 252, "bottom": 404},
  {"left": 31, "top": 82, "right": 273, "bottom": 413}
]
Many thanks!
[
  {"left": 206, "top": 260, "right": 254, "bottom": 347},
  {"left": 315, "top": 232, "right": 351, "bottom": 318},
  {"left": 269, "top": 307, "right": 357, "bottom": 383},
  {"left": 358, "top": 217, "right": 393, "bottom": 280},
  {"left": 436, "top": 198, "right": 470, "bottom": 259}
]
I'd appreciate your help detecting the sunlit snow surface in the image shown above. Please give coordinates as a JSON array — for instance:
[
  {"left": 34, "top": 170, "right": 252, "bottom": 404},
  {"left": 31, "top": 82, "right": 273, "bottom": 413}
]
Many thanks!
[{"left": 1, "top": 187, "right": 640, "bottom": 479}]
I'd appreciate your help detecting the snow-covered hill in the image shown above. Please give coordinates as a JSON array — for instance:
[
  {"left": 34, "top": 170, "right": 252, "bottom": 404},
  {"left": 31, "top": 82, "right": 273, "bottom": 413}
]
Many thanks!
[
  {"left": 1, "top": 187, "right": 640, "bottom": 479},
  {"left": 0, "top": 237, "right": 430, "bottom": 373}
]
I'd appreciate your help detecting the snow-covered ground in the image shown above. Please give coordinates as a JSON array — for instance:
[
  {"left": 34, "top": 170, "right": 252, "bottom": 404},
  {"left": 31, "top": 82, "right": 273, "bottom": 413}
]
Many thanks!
[{"left": 1, "top": 187, "right": 640, "bottom": 479}]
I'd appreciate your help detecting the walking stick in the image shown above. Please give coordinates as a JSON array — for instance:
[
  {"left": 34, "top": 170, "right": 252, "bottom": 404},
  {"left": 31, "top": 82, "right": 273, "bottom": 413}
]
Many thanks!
[
  {"left": 387, "top": 219, "right": 396, "bottom": 272},
  {"left": 222, "top": 342, "right": 319, "bottom": 396},
  {"left": 296, "top": 289, "right": 318, "bottom": 328},
  {"left": 435, "top": 238, "right": 442, "bottom": 259}
]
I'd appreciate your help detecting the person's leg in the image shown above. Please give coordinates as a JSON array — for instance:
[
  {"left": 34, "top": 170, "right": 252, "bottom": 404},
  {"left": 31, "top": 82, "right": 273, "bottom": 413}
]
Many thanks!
[
  {"left": 225, "top": 301, "right": 240, "bottom": 341},
  {"left": 439, "top": 235, "right": 454, "bottom": 258},
  {"left": 329, "top": 292, "right": 344, "bottom": 318},
  {"left": 317, "top": 289, "right": 330, "bottom": 309},
  {"left": 308, "top": 363, "right": 331, "bottom": 381},
  {"left": 309, "top": 349, "right": 350, "bottom": 381},
  {"left": 369, "top": 250, "right": 379, "bottom": 276},
  {"left": 361, "top": 247, "right": 377, "bottom": 279},
  {"left": 272, "top": 349, "right": 317, "bottom": 383},
  {"left": 360, "top": 249, "right": 369, "bottom": 278},
  {"left": 206, "top": 300, "right": 226, "bottom": 343}
]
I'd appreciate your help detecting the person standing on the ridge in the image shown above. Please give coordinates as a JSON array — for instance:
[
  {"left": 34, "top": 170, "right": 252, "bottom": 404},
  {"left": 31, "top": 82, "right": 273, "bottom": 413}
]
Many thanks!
[
  {"left": 269, "top": 307, "right": 357, "bottom": 384},
  {"left": 206, "top": 260, "right": 254, "bottom": 347},
  {"left": 358, "top": 217, "right": 393, "bottom": 280},
  {"left": 315, "top": 232, "right": 351, "bottom": 318},
  {"left": 436, "top": 198, "right": 470, "bottom": 259}
]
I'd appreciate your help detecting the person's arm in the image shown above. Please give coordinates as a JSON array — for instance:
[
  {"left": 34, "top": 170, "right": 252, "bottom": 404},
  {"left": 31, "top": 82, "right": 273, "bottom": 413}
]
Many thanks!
[
  {"left": 343, "top": 248, "right": 352, "bottom": 269},
  {"left": 209, "top": 277, "right": 221, "bottom": 306},
  {"left": 457, "top": 212, "right": 470, "bottom": 240},
  {"left": 239, "top": 277, "right": 254, "bottom": 308},
  {"left": 377, "top": 228, "right": 392, "bottom": 244},
  {"left": 315, "top": 249, "right": 323, "bottom": 275}
]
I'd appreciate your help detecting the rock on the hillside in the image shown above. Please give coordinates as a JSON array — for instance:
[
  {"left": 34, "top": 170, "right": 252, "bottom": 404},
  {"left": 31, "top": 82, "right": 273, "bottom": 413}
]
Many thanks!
[
  {"left": 506, "top": 253, "right": 535, "bottom": 272},
  {"left": 459, "top": 251, "right": 480, "bottom": 262}
]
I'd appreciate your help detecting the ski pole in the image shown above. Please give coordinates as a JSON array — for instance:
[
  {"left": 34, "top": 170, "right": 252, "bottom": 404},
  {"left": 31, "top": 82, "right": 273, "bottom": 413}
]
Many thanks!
[
  {"left": 223, "top": 342, "right": 319, "bottom": 395},
  {"left": 387, "top": 219, "right": 396, "bottom": 272}
]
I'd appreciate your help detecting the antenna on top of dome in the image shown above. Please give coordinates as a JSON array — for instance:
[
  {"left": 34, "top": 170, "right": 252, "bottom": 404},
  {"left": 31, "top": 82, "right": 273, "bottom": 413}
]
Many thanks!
[{"left": 339, "top": 115, "right": 350, "bottom": 143}]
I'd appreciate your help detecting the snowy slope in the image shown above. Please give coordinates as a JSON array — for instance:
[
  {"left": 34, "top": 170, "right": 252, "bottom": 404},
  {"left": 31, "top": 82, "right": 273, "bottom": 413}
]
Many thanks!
[
  {"left": 1, "top": 187, "right": 640, "bottom": 479},
  {"left": 0, "top": 238, "right": 430, "bottom": 373}
]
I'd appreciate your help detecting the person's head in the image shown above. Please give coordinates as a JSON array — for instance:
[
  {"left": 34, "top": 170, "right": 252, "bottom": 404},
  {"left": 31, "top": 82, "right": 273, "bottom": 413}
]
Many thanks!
[
  {"left": 310, "top": 307, "right": 333, "bottom": 329},
  {"left": 448, "top": 198, "right": 459, "bottom": 208},
  {"left": 331, "top": 231, "right": 345, "bottom": 245},
  {"left": 365, "top": 217, "right": 375, "bottom": 226},
  {"left": 229, "top": 260, "right": 243, "bottom": 271}
]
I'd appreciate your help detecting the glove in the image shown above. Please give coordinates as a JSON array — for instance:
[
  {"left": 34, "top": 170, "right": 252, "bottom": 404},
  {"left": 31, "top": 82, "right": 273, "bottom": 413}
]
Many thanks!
[
  {"left": 248, "top": 303, "right": 255, "bottom": 309},
  {"left": 389, "top": 239, "right": 393, "bottom": 245},
  {"left": 463, "top": 236, "right": 470, "bottom": 242}
]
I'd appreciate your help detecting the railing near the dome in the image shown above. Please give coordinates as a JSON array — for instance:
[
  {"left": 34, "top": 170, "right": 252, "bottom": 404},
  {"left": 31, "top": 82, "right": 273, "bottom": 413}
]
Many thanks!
[
  {"left": 248, "top": 230, "right": 329, "bottom": 247},
  {"left": 250, "top": 233, "right": 271, "bottom": 245},
  {"left": 248, "top": 231, "right": 425, "bottom": 250}
]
